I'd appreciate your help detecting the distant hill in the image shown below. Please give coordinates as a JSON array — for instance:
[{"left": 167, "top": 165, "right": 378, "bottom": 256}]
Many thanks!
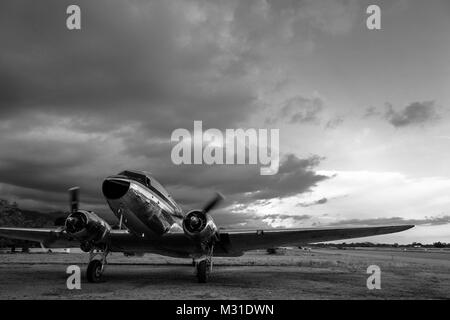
[
  {"left": 0, "top": 199, "right": 68, "bottom": 248},
  {"left": 0, "top": 199, "right": 66, "bottom": 228}
]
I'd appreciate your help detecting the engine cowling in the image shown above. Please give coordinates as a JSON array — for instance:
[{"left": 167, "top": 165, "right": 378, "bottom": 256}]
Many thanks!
[
  {"left": 182, "top": 210, "right": 218, "bottom": 243},
  {"left": 65, "top": 210, "right": 111, "bottom": 250}
]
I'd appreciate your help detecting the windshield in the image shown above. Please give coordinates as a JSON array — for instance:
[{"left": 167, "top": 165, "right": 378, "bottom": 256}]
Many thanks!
[
  {"left": 118, "top": 170, "right": 148, "bottom": 186},
  {"left": 118, "top": 170, "right": 174, "bottom": 202}
]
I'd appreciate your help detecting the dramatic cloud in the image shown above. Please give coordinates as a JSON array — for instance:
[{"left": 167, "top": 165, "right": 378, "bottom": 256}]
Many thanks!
[
  {"left": 213, "top": 210, "right": 312, "bottom": 230},
  {"left": 384, "top": 101, "right": 440, "bottom": 128},
  {"left": 325, "top": 117, "right": 343, "bottom": 129},
  {"left": 266, "top": 95, "right": 346, "bottom": 130},
  {"left": 261, "top": 214, "right": 312, "bottom": 221},
  {"left": 363, "top": 106, "right": 380, "bottom": 118},
  {"left": 0, "top": 0, "right": 347, "bottom": 227},
  {"left": 0, "top": 111, "right": 329, "bottom": 220},
  {"left": 296, "top": 197, "right": 327, "bottom": 207},
  {"left": 283, "top": 96, "right": 324, "bottom": 124},
  {"left": 266, "top": 95, "right": 325, "bottom": 125},
  {"left": 327, "top": 215, "right": 450, "bottom": 227},
  {"left": 363, "top": 101, "right": 442, "bottom": 128},
  {"left": 0, "top": 0, "right": 365, "bottom": 134},
  {"left": 0, "top": 0, "right": 261, "bottom": 135},
  {"left": 144, "top": 153, "right": 330, "bottom": 208},
  {"left": 1, "top": 0, "right": 449, "bottom": 243}
]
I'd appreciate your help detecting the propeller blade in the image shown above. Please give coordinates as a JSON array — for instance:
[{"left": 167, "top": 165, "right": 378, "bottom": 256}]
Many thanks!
[
  {"left": 69, "top": 187, "right": 80, "bottom": 213},
  {"left": 202, "top": 192, "right": 224, "bottom": 214}
]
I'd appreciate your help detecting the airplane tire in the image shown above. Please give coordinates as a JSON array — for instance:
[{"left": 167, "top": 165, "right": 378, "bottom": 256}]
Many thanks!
[
  {"left": 196, "top": 260, "right": 210, "bottom": 283},
  {"left": 87, "top": 260, "right": 103, "bottom": 283}
]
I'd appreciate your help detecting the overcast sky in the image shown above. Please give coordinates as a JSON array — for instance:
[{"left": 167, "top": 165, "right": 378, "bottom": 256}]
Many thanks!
[{"left": 1, "top": 0, "right": 449, "bottom": 243}]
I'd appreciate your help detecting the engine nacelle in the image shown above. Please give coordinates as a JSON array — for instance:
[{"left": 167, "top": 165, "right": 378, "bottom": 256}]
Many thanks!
[
  {"left": 182, "top": 210, "right": 218, "bottom": 243},
  {"left": 65, "top": 210, "right": 111, "bottom": 249}
]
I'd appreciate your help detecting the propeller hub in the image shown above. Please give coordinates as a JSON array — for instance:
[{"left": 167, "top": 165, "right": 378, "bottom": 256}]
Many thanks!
[
  {"left": 190, "top": 215, "right": 201, "bottom": 229},
  {"left": 65, "top": 214, "right": 85, "bottom": 233}
]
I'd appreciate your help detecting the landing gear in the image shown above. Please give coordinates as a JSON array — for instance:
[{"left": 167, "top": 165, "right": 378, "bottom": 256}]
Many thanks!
[
  {"left": 86, "top": 247, "right": 109, "bottom": 283},
  {"left": 195, "top": 245, "right": 213, "bottom": 283},
  {"left": 196, "top": 258, "right": 212, "bottom": 283},
  {"left": 87, "top": 260, "right": 103, "bottom": 283}
]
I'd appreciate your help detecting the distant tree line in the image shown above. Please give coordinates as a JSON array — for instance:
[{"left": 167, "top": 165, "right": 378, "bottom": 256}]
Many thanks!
[{"left": 311, "top": 241, "right": 450, "bottom": 249}]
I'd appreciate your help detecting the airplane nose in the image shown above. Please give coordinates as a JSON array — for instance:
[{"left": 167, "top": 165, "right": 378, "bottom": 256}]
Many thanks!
[{"left": 102, "top": 178, "right": 130, "bottom": 200}]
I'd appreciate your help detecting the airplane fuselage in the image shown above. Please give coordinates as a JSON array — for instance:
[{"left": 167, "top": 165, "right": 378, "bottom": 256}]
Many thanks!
[{"left": 102, "top": 171, "right": 184, "bottom": 240}]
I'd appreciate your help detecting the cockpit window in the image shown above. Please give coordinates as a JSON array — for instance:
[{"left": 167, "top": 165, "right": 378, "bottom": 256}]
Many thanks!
[
  {"left": 149, "top": 178, "right": 168, "bottom": 197},
  {"left": 118, "top": 170, "right": 148, "bottom": 186},
  {"left": 118, "top": 171, "right": 167, "bottom": 195},
  {"left": 117, "top": 170, "right": 181, "bottom": 212}
]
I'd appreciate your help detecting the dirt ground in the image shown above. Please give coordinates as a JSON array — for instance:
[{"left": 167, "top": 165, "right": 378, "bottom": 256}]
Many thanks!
[{"left": 0, "top": 248, "right": 449, "bottom": 299}]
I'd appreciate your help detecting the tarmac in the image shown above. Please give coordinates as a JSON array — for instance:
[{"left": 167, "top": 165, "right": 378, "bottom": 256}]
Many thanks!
[{"left": 0, "top": 248, "right": 449, "bottom": 299}]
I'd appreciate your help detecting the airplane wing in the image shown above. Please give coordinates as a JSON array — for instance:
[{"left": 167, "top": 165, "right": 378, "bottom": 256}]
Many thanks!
[
  {"left": 0, "top": 227, "right": 135, "bottom": 249},
  {"left": 0, "top": 225, "right": 414, "bottom": 257},
  {"left": 217, "top": 225, "right": 414, "bottom": 254},
  {"left": 0, "top": 227, "right": 75, "bottom": 247}
]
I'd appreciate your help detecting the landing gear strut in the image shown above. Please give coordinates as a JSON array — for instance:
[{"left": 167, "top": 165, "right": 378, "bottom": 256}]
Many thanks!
[
  {"left": 195, "top": 245, "right": 213, "bottom": 283},
  {"left": 196, "top": 258, "right": 212, "bottom": 283},
  {"left": 86, "top": 247, "right": 109, "bottom": 283}
]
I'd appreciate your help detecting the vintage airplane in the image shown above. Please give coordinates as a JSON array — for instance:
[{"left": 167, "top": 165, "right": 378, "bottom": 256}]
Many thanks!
[{"left": 0, "top": 170, "right": 414, "bottom": 283}]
